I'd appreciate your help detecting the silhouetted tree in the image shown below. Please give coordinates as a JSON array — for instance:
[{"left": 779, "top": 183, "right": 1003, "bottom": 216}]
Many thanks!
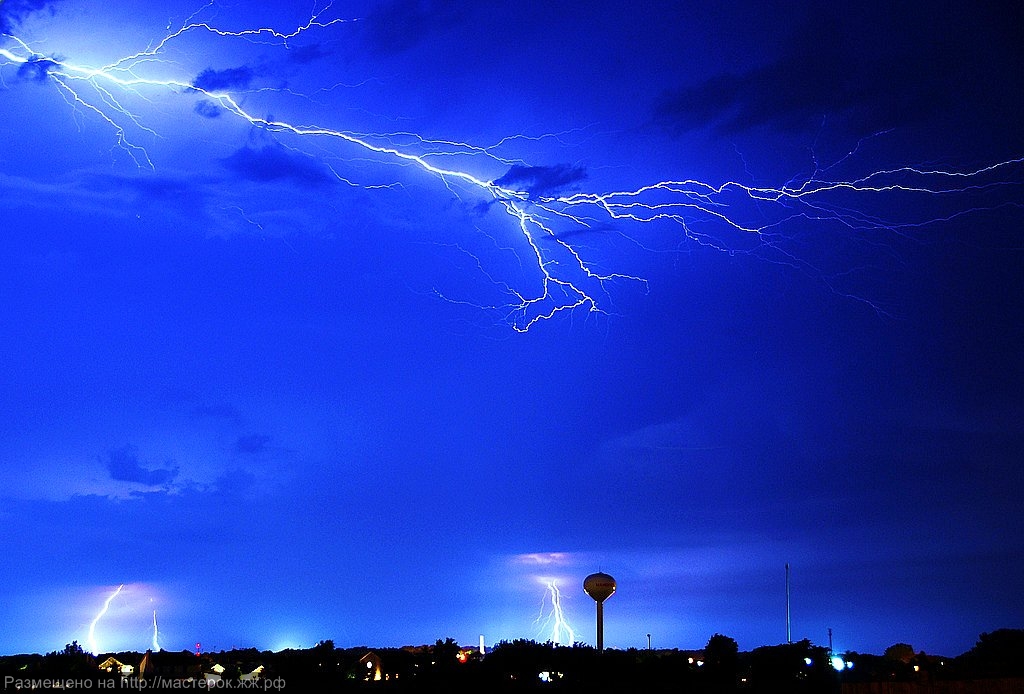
[
  {"left": 433, "top": 637, "right": 460, "bottom": 662},
  {"left": 424, "top": 636, "right": 462, "bottom": 685},
  {"left": 62, "top": 641, "right": 85, "bottom": 656},
  {"left": 883, "top": 642, "right": 915, "bottom": 663},
  {"left": 749, "top": 639, "right": 832, "bottom": 694},
  {"left": 42, "top": 641, "right": 95, "bottom": 680},
  {"left": 704, "top": 633, "right": 740, "bottom": 691},
  {"left": 965, "top": 628, "right": 1024, "bottom": 678}
]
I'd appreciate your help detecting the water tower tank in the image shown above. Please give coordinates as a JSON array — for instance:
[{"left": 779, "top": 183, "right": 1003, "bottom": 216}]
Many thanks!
[{"left": 584, "top": 572, "right": 616, "bottom": 602}]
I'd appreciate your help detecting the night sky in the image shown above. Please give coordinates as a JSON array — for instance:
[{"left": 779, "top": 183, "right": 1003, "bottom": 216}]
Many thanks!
[{"left": 2, "top": 0, "right": 1022, "bottom": 658}]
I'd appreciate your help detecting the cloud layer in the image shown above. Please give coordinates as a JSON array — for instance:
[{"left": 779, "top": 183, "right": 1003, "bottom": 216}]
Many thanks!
[{"left": 105, "top": 446, "right": 179, "bottom": 487}]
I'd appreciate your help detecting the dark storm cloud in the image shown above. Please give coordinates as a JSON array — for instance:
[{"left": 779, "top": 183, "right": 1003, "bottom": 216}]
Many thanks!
[
  {"left": 0, "top": 0, "right": 61, "bottom": 33},
  {"left": 193, "top": 99, "right": 222, "bottom": 119},
  {"left": 287, "top": 43, "right": 327, "bottom": 64},
  {"left": 220, "top": 144, "right": 335, "bottom": 187},
  {"left": 15, "top": 55, "right": 59, "bottom": 82},
  {"left": 362, "top": 0, "right": 469, "bottom": 54},
  {"left": 492, "top": 163, "right": 587, "bottom": 199},
  {"left": 192, "top": 65, "right": 256, "bottom": 92},
  {"left": 655, "top": 3, "right": 1024, "bottom": 137},
  {"left": 104, "top": 446, "right": 179, "bottom": 486},
  {"left": 84, "top": 171, "right": 210, "bottom": 211},
  {"left": 235, "top": 434, "right": 271, "bottom": 454},
  {"left": 94, "top": 172, "right": 200, "bottom": 200},
  {"left": 215, "top": 468, "right": 257, "bottom": 495}
]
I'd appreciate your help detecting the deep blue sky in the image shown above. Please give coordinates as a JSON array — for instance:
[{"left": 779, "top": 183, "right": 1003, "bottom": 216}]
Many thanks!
[{"left": 1, "top": 0, "right": 1022, "bottom": 657}]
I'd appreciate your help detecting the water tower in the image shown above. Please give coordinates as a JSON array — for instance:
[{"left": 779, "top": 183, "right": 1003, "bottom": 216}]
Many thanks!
[{"left": 583, "top": 572, "right": 616, "bottom": 652}]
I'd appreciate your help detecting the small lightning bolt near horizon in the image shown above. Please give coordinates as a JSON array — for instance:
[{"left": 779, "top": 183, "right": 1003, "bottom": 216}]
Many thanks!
[{"left": 87, "top": 584, "right": 124, "bottom": 655}]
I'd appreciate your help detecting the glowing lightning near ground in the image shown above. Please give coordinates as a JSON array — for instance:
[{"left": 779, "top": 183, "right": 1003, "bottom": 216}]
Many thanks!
[
  {"left": 87, "top": 584, "right": 124, "bottom": 655},
  {"left": 2, "top": 7, "right": 1021, "bottom": 329},
  {"left": 152, "top": 610, "right": 161, "bottom": 651},
  {"left": 535, "top": 580, "right": 576, "bottom": 646}
]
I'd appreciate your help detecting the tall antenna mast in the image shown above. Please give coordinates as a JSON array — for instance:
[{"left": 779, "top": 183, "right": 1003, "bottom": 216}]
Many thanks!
[{"left": 786, "top": 563, "right": 792, "bottom": 644}]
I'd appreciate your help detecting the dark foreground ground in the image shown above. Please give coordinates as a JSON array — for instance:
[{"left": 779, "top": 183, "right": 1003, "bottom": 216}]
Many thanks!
[{"left": 3, "top": 629, "right": 1022, "bottom": 692}]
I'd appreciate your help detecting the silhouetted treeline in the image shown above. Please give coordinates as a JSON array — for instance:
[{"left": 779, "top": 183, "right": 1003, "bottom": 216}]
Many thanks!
[{"left": 1, "top": 629, "right": 1021, "bottom": 692}]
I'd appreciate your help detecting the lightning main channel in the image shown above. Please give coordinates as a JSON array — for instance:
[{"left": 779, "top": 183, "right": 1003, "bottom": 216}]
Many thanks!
[
  {"left": 152, "top": 610, "right": 161, "bottom": 652},
  {"left": 87, "top": 584, "right": 124, "bottom": 655},
  {"left": 535, "top": 579, "right": 576, "bottom": 646},
  {"left": 2, "top": 6, "right": 1021, "bottom": 330}
]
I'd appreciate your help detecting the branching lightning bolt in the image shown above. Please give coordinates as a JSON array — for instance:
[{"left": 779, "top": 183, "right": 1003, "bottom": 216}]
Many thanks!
[
  {"left": 535, "top": 579, "right": 576, "bottom": 646},
  {"left": 87, "top": 583, "right": 124, "bottom": 655},
  {"left": 2, "top": 6, "right": 1022, "bottom": 330}
]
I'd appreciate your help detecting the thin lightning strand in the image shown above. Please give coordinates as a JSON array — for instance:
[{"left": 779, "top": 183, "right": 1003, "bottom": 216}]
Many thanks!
[
  {"left": 2, "top": 9, "right": 1022, "bottom": 330},
  {"left": 87, "top": 584, "right": 124, "bottom": 655}
]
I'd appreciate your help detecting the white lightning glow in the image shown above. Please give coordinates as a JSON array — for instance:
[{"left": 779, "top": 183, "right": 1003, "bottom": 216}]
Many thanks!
[
  {"left": 152, "top": 610, "right": 161, "bottom": 651},
  {"left": 2, "top": 6, "right": 1021, "bottom": 330},
  {"left": 87, "top": 584, "right": 124, "bottom": 655},
  {"left": 535, "top": 579, "right": 576, "bottom": 646}
]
